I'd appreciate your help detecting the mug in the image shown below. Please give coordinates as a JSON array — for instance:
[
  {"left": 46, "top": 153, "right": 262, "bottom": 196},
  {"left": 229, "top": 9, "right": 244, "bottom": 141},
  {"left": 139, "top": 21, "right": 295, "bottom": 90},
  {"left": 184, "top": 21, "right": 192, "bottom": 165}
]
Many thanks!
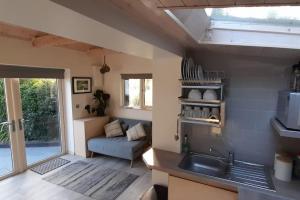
[{"left": 202, "top": 107, "right": 210, "bottom": 118}]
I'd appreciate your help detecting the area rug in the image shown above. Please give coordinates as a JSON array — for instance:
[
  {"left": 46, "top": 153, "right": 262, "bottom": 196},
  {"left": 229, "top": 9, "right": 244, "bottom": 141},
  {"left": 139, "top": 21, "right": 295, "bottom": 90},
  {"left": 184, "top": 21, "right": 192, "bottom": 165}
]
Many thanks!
[
  {"left": 31, "top": 157, "right": 70, "bottom": 175},
  {"left": 43, "top": 160, "right": 139, "bottom": 200}
]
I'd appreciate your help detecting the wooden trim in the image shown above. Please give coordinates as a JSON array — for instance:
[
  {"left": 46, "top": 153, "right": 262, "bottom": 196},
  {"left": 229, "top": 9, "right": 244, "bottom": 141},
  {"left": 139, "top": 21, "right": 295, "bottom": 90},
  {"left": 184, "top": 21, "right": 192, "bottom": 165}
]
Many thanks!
[
  {"left": 57, "top": 79, "right": 67, "bottom": 154},
  {"left": 157, "top": 1, "right": 300, "bottom": 9},
  {"left": 0, "top": 21, "right": 39, "bottom": 41},
  {"left": 32, "top": 34, "right": 76, "bottom": 47}
]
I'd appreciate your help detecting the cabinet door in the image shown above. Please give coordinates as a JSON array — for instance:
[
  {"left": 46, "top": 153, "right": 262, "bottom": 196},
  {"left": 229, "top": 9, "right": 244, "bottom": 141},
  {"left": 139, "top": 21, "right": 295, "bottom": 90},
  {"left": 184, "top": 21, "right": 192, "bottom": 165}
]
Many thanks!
[{"left": 168, "top": 176, "right": 238, "bottom": 200}]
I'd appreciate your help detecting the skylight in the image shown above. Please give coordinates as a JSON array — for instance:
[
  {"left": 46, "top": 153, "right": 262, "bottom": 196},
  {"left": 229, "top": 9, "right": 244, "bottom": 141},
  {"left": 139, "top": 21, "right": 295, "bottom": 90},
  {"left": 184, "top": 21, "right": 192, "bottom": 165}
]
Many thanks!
[{"left": 205, "top": 6, "right": 300, "bottom": 26}]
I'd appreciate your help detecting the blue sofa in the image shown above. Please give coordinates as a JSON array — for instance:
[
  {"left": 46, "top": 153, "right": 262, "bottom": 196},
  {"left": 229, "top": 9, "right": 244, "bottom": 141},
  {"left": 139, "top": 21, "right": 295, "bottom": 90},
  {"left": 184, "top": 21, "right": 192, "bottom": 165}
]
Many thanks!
[{"left": 87, "top": 117, "right": 152, "bottom": 167}]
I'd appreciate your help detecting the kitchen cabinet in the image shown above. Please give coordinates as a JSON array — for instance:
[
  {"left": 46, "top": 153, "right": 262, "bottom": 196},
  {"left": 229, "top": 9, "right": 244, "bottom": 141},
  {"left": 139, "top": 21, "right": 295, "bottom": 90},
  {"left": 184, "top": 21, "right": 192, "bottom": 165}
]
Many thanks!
[
  {"left": 73, "top": 116, "right": 109, "bottom": 157},
  {"left": 168, "top": 175, "right": 238, "bottom": 200}
]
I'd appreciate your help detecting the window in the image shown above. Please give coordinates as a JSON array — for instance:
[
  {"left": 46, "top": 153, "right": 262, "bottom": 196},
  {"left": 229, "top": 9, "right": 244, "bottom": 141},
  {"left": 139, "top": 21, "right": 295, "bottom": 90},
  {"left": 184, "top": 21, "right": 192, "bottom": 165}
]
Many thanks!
[
  {"left": 121, "top": 74, "right": 152, "bottom": 109},
  {"left": 205, "top": 6, "right": 300, "bottom": 27}
]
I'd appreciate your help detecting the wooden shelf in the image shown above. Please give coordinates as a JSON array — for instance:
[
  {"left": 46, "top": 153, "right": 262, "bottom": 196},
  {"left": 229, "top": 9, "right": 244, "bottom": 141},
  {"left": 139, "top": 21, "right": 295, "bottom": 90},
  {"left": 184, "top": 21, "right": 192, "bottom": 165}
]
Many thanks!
[{"left": 271, "top": 118, "right": 300, "bottom": 139}]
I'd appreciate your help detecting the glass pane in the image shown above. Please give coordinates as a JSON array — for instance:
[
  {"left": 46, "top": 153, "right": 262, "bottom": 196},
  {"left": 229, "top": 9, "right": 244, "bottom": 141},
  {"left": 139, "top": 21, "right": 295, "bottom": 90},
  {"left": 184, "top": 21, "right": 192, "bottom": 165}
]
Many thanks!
[
  {"left": 0, "top": 79, "right": 13, "bottom": 176},
  {"left": 144, "top": 79, "right": 153, "bottom": 107},
  {"left": 19, "top": 78, "right": 61, "bottom": 165},
  {"left": 206, "top": 6, "right": 300, "bottom": 27},
  {"left": 124, "top": 79, "right": 141, "bottom": 107}
]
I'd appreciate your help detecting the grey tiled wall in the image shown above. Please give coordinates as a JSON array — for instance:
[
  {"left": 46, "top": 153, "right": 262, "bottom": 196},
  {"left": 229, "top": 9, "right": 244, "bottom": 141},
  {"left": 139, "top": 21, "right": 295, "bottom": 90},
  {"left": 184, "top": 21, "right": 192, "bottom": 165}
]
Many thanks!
[{"left": 185, "top": 51, "right": 300, "bottom": 166}]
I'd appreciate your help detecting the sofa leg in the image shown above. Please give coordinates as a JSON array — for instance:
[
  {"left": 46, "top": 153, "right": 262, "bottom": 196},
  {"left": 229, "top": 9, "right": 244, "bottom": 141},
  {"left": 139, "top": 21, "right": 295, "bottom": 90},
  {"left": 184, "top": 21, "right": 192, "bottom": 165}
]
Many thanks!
[
  {"left": 130, "top": 160, "right": 133, "bottom": 168},
  {"left": 91, "top": 152, "right": 94, "bottom": 158}
]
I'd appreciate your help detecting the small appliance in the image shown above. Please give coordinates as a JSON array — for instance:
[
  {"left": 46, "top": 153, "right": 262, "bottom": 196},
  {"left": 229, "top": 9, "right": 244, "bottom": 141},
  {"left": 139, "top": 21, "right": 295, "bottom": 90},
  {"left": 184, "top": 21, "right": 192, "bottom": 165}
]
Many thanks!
[{"left": 276, "top": 91, "right": 300, "bottom": 130}]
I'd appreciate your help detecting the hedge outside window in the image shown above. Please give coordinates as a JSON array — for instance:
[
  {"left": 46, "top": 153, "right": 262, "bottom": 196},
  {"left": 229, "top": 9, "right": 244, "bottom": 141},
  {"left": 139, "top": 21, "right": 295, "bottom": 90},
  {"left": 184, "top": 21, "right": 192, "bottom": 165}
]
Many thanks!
[{"left": 121, "top": 74, "right": 152, "bottom": 109}]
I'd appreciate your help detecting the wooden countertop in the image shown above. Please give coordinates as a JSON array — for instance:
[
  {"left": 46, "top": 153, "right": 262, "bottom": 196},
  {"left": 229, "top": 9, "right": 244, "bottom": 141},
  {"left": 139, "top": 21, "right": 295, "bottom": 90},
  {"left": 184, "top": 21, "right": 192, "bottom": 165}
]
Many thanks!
[{"left": 143, "top": 148, "right": 300, "bottom": 200}]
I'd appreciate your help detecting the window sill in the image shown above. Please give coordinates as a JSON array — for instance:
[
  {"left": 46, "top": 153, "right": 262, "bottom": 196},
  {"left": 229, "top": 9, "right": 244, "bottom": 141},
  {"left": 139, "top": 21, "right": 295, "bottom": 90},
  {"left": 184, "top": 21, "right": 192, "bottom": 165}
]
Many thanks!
[{"left": 122, "top": 106, "right": 152, "bottom": 111}]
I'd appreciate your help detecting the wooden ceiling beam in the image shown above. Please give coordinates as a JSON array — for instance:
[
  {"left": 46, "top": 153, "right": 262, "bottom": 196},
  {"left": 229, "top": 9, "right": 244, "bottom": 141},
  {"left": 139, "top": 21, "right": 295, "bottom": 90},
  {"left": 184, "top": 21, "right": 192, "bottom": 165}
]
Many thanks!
[
  {"left": 32, "top": 34, "right": 76, "bottom": 48},
  {"left": 0, "top": 21, "right": 39, "bottom": 41},
  {"left": 0, "top": 21, "right": 121, "bottom": 57}
]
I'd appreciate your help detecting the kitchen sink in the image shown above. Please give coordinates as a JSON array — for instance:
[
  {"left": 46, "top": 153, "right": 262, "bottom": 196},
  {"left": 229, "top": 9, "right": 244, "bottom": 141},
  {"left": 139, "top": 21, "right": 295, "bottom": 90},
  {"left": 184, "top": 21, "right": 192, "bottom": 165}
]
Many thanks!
[
  {"left": 179, "top": 153, "right": 228, "bottom": 177},
  {"left": 179, "top": 153, "right": 275, "bottom": 191}
]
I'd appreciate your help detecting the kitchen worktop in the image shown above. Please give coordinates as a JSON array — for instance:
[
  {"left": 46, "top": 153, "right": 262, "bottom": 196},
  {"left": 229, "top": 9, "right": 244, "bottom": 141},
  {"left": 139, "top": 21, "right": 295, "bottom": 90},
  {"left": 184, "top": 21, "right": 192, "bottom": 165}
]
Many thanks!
[{"left": 143, "top": 148, "right": 300, "bottom": 200}]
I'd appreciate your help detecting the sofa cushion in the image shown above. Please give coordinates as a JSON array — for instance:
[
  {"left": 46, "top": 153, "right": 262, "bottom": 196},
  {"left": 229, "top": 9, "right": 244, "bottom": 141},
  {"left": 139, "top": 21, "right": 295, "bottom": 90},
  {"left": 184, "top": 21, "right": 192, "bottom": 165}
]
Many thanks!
[
  {"left": 104, "top": 120, "right": 123, "bottom": 138},
  {"left": 127, "top": 123, "right": 146, "bottom": 141},
  {"left": 111, "top": 117, "right": 152, "bottom": 144},
  {"left": 88, "top": 136, "right": 147, "bottom": 160}
]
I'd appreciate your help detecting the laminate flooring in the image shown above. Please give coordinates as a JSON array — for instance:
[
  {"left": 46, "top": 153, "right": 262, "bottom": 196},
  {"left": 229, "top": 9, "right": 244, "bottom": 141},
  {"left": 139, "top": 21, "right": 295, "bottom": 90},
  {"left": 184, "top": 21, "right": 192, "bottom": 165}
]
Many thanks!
[{"left": 0, "top": 154, "right": 152, "bottom": 200}]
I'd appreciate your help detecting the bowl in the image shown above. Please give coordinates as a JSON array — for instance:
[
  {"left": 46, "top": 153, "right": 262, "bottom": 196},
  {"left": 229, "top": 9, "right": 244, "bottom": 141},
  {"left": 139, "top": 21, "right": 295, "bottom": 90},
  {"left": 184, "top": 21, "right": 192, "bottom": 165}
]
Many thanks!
[
  {"left": 203, "top": 89, "right": 218, "bottom": 101},
  {"left": 188, "top": 89, "right": 202, "bottom": 100}
]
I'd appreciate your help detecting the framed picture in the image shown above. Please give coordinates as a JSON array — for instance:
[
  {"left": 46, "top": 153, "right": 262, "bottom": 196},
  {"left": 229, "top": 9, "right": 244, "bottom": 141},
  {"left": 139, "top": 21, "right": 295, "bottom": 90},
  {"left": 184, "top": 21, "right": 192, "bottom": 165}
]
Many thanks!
[{"left": 72, "top": 77, "right": 92, "bottom": 94}]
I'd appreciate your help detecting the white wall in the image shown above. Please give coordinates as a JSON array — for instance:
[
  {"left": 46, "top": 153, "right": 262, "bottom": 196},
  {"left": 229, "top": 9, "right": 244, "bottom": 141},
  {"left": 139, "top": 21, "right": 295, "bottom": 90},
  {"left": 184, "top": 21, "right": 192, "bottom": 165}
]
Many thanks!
[
  {"left": 152, "top": 48, "right": 182, "bottom": 153},
  {"left": 104, "top": 53, "right": 153, "bottom": 121},
  {"left": 151, "top": 47, "right": 182, "bottom": 186}
]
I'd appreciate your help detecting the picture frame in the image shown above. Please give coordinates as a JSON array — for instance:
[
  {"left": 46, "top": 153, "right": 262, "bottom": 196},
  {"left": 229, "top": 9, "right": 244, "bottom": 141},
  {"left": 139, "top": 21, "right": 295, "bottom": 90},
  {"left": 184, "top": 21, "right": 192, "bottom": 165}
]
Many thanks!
[{"left": 72, "top": 77, "right": 92, "bottom": 94}]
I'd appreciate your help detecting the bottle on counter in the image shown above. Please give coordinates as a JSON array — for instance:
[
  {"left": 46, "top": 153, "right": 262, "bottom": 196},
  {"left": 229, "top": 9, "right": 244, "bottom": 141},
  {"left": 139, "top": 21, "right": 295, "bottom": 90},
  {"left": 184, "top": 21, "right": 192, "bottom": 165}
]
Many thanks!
[{"left": 182, "top": 134, "right": 190, "bottom": 153}]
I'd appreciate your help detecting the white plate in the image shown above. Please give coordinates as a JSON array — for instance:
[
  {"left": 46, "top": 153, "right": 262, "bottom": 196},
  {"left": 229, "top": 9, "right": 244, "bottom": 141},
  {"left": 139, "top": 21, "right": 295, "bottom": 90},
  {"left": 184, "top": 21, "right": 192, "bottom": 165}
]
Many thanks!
[
  {"left": 197, "top": 64, "right": 204, "bottom": 80},
  {"left": 181, "top": 58, "right": 184, "bottom": 80},
  {"left": 184, "top": 58, "right": 188, "bottom": 80},
  {"left": 188, "top": 58, "right": 194, "bottom": 80}
]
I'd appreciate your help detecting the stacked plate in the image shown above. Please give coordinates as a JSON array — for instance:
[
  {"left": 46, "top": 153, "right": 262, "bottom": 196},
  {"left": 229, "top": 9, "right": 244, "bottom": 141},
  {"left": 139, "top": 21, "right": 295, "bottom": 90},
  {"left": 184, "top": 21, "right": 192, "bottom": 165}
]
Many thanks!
[{"left": 181, "top": 57, "right": 204, "bottom": 80}]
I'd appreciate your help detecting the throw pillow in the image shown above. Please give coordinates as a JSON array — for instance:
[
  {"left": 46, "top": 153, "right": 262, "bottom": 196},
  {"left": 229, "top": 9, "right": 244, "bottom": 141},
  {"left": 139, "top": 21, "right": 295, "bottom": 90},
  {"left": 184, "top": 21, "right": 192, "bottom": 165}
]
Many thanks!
[
  {"left": 104, "top": 120, "right": 123, "bottom": 138},
  {"left": 126, "top": 123, "right": 146, "bottom": 141}
]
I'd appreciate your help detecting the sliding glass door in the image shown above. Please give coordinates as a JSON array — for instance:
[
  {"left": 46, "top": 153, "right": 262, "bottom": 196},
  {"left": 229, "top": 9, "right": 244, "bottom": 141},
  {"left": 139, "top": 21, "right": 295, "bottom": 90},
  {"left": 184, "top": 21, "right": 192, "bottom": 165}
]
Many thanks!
[
  {"left": 0, "top": 66, "right": 65, "bottom": 179},
  {"left": 19, "top": 78, "right": 62, "bottom": 165},
  {"left": 0, "top": 79, "right": 13, "bottom": 176}
]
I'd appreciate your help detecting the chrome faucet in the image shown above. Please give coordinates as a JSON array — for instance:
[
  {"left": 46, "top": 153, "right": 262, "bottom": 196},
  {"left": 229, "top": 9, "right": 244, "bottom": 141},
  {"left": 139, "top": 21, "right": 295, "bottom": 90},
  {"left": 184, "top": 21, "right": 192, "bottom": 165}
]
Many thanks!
[{"left": 209, "top": 146, "right": 234, "bottom": 165}]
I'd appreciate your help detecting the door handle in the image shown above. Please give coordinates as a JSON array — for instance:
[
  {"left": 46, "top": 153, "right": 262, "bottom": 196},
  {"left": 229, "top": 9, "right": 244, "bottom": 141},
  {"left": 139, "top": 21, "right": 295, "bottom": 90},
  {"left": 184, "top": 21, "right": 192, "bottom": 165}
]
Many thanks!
[
  {"left": 0, "top": 120, "right": 16, "bottom": 132},
  {"left": 18, "top": 118, "right": 24, "bottom": 131}
]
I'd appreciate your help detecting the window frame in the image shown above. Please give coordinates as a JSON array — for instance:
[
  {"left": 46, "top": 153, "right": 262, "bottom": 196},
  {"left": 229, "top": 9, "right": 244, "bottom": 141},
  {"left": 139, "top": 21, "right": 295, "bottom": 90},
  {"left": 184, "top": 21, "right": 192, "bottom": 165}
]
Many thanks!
[{"left": 121, "top": 74, "right": 152, "bottom": 110}]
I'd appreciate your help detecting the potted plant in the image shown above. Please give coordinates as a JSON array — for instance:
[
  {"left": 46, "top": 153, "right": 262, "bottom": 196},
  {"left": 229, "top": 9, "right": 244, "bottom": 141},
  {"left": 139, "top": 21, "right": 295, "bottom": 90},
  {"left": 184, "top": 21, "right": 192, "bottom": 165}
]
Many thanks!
[{"left": 85, "top": 90, "right": 110, "bottom": 116}]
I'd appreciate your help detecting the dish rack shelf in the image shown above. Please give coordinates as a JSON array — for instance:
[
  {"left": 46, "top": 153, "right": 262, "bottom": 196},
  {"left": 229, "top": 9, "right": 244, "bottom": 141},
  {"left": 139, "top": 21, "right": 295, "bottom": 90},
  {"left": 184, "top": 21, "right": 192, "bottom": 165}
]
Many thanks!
[
  {"left": 179, "top": 79, "right": 223, "bottom": 85},
  {"left": 178, "top": 97, "right": 221, "bottom": 107},
  {"left": 177, "top": 76, "right": 226, "bottom": 128},
  {"left": 178, "top": 102, "right": 225, "bottom": 128},
  {"left": 179, "top": 116, "right": 221, "bottom": 127},
  {"left": 175, "top": 57, "right": 226, "bottom": 143}
]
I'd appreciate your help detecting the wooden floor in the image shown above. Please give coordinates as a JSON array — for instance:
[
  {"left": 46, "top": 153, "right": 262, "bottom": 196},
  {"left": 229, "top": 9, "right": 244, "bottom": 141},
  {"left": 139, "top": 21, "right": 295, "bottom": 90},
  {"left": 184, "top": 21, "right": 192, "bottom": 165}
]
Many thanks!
[{"left": 0, "top": 154, "right": 152, "bottom": 200}]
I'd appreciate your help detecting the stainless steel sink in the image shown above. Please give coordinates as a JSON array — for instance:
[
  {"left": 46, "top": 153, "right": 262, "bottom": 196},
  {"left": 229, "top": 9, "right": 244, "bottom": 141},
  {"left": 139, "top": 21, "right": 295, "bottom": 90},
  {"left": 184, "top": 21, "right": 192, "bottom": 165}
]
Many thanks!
[
  {"left": 179, "top": 153, "right": 275, "bottom": 191},
  {"left": 179, "top": 153, "right": 228, "bottom": 177}
]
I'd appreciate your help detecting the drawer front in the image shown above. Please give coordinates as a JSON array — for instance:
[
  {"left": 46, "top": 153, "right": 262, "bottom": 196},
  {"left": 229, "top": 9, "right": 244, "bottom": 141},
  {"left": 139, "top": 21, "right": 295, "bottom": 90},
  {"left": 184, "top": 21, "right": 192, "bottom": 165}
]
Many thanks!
[{"left": 168, "top": 176, "right": 238, "bottom": 200}]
